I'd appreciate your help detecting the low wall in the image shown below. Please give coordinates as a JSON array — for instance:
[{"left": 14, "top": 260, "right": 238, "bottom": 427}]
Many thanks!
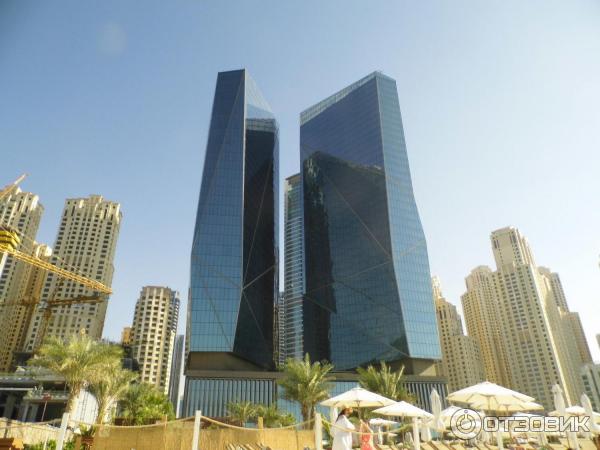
[{"left": 0, "top": 418, "right": 71, "bottom": 445}]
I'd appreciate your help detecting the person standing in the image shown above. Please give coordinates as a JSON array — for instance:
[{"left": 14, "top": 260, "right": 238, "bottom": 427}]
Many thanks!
[
  {"left": 332, "top": 406, "right": 355, "bottom": 450},
  {"left": 359, "top": 419, "right": 375, "bottom": 450}
]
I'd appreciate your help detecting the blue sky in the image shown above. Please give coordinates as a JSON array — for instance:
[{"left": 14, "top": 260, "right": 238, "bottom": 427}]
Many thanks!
[{"left": 1, "top": 0, "right": 599, "bottom": 360}]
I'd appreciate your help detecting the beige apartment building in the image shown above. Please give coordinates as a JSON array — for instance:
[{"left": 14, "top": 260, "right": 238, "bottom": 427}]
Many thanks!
[
  {"left": 461, "top": 266, "right": 512, "bottom": 387},
  {"left": 121, "top": 326, "right": 132, "bottom": 346},
  {"left": 463, "top": 227, "right": 586, "bottom": 409},
  {"left": 0, "top": 189, "right": 44, "bottom": 307},
  {"left": 0, "top": 244, "right": 52, "bottom": 370},
  {"left": 25, "top": 195, "right": 121, "bottom": 350},
  {"left": 538, "top": 267, "right": 592, "bottom": 365},
  {"left": 0, "top": 189, "right": 45, "bottom": 370},
  {"left": 581, "top": 363, "right": 600, "bottom": 411},
  {"left": 130, "top": 286, "right": 180, "bottom": 394},
  {"left": 433, "top": 277, "right": 485, "bottom": 392}
]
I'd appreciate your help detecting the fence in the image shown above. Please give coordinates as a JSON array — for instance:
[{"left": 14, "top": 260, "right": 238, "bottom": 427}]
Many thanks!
[
  {"left": 90, "top": 419, "right": 314, "bottom": 450},
  {"left": 0, "top": 414, "right": 400, "bottom": 450},
  {"left": 0, "top": 417, "right": 66, "bottom": 445}
]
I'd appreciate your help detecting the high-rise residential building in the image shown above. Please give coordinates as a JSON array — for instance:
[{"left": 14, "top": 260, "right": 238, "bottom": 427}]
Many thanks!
[
  {"left": 562, "top": 311, "right": 593, "bottom": 364},
  {"left": 0, "top": 244, "right": 52, "bottom": 370},
  {"left": 131, "top": 286, "right": 179, "bottom": 394},
  {"left": 121, "top": 326, "right": 132, "bottom": 346},
  {"left": 168, "top": 335, "right": 185, "bottom": 416},
  {"left": 538, "top": 267, "right": 592, "bottom": 365},
  {"left": 538, "top": 267, "right": 568, "bottom": 310},
  {"left": 0, "top": 189, "right": 45, "bottom": 370},
  {"left": 461, "top": 266, "right": 512, "bottom": 387},
  {"left": 299, "top": 72, "right": 440, "bottom": 374},
  {"left": 0, "top": 189, "right": 44, "bottom": 305},
  {"left": 184, "top": 69, "right": 279, "bottom": 416},
  {"left": 432, "top": 277, "right": 485, "bottom": 392},
  {"left": 24, "top": 195, "right": 121, "bottom": 350},
  {"left": 464, "top": 227, "right": 583, "bottom": 409},
  {"left": 581, "top": 363, "right": 600, "bottom": 411},
  {"left": 282, "top": 174, "right": 304, "bottom": 362}
]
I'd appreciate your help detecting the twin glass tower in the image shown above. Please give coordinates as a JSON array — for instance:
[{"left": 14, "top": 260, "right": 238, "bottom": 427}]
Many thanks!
[{"left": 185, "top": 69, "right": 440, "bottom": 415}]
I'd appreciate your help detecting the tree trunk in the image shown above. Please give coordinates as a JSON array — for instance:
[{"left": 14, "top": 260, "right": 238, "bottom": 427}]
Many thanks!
[
  {"left": 95, "top": 399, "right": 107, "bottom": 424},
  {"left": 66, "top": 385, "right": 82, "bottom": 415},
  {"left": 301, "top": 405, "right": 312, "bottom": 430}
]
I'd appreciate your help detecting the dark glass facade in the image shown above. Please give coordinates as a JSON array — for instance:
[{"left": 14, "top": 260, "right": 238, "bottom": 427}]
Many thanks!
[
  {"left": 187, "top": 69, "right": 278, "bottom": 372},
  {"left": 300, "top": 72, "right": 440, "bottom": 371},
  {"left": 184, "top": 377, "right": 276, "bottom": 418},
  {"left": 282, "top": 174, "right": 305, "bottom": 361}
]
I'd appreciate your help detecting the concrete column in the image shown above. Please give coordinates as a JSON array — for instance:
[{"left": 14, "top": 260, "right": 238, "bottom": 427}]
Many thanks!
[
  {"left": 19, "top": 402, "right": 29, "bottom": 421},
  {"left": 3, "top": 394, "right": 17, "bottom": 419},
  {"left": 27, "top": 403, "right": 39, "bottom": 421}
]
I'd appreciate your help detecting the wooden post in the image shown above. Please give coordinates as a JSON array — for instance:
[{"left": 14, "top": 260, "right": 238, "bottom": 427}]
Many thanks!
[
  {"left": 257, "top": 417, "right": 264, "bottom": 429},
  {"left": 56, "top": 413, "right": 70, "bottom": 450},
  {"left": 191, "top": 410, "right": 202, "bottom": 450},
  {"left": 314, "top": 413, "right": 323, "bottom": 450}
]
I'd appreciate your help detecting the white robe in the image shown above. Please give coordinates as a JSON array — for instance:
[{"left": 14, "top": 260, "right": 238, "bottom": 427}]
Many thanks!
[{"left": 332, "top": 415, "right": 355, "bottom": 450}]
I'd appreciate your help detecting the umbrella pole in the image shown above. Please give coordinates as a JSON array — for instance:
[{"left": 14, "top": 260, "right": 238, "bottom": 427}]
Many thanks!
[{"left": 413, "top": 417, "right": 421, "bottom": 450}]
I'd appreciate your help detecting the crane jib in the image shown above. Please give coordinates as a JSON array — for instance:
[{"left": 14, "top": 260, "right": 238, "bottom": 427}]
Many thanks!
[{"left": 0, "top": 243, "right": 112, "bottom": 295}]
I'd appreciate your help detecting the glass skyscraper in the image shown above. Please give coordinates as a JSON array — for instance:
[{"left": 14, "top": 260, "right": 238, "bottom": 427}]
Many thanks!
[
  {"left": 282, "top": 174, "right": 305, "bottom": 361},
  {"left": 186, "top": 69, "right": 279, "bottom": 374},
  {"left": 300, "top": 72, "right": 440, "bottom": 372}
]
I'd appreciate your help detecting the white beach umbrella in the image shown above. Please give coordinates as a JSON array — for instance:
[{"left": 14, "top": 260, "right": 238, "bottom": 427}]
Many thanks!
[
  {"left": 552, "top": 384, "right": 580, "bottom": 450},
  {"left": 424, "top": 405, "right": 461, "bottom": 428},
  {"left": 550, "top": 405, "right": 586, "bottom": 416},
  {"left": 430, "top": 388, "right": 445, "bottom": 432},
  {"left": 425, "top": 405, "right": 473, "bottom": 429},
  {"left": 448, "top": 381, "right": 534, "bottom": 411},
  {"left": 440, "top": 405, "right": 462, "bottom": 419},
  {"left": 373, "top": 401, "right": 434, "bottom": 419},
  {"left": 472, "top": 396, "right": 543, "bottom": 442},
  {"left": 549, "top": 405, "right": 600, "bottom": 419},
  {"left": 369, "top": 418, "right": 398, "bottom": 444},
  {"left": 471, "top": 400, "right": 544, "bottom": 414},
  {"left": 421, "top": 421, "right": 432, "bottom": 442},
  {"left": 581, "top": 394, "right": 600, "bottom": 435},
  {"left": 373, "top": 402, "right": 432, "bottom": 450},
  {"left": 369, "top": 418, "right": 398, "bottom": 426},
  {"left": 321, "top": 387, "right": 395, "bottom": 408},
  {"left": 448, "top": 381, "right": 535, "bottom": 450}
]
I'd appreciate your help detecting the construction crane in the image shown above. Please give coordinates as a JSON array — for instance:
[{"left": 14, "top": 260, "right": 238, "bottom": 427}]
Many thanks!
[
  {"left": 0, "top": 175, "right": 112, "bottom": 295},
  {"left": 1, "top": 174, "right": 113, "bottom": 363},
  {"left": 33, "top": 293, "right": 105, "bottom": 351},
  {"left": 0, "top": 174, "right": 27, "bottom": 201}
]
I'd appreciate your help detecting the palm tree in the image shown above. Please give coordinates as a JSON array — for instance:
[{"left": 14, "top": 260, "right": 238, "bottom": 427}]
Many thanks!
[
  {"left": 90, "top": 364, "right": 138, "bottom": 424},
  {"left": 29, "top": 333, "right": 123, "bottom": 414},
  {"left": 226, "top": 401, "right": 258, "bottom": 425},
  {"left": 119, "top": 383, "right": 174, "bottom": 425},
  {"left": 277, "top": 354, "right": 334, "bottom": 425},
  {"left": 357, "top": 361, "right": 413, "bottom": 402},
  {"left": 255, "top": 404, "right": 296, "bottom": 428}
]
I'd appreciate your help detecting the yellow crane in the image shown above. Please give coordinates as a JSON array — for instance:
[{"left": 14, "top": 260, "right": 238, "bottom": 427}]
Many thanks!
[
  {"left": 0, "top": 175, "right": 112, "bottom": 295},
  {"left": 0, "top": 174, "right": 27, "bottom": 201},
  {"left": 0, "top": 175, "right": 114, "bottom": 362},
  {"left": 33, "top": 293, "right": 105, "bottom": 351}
]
